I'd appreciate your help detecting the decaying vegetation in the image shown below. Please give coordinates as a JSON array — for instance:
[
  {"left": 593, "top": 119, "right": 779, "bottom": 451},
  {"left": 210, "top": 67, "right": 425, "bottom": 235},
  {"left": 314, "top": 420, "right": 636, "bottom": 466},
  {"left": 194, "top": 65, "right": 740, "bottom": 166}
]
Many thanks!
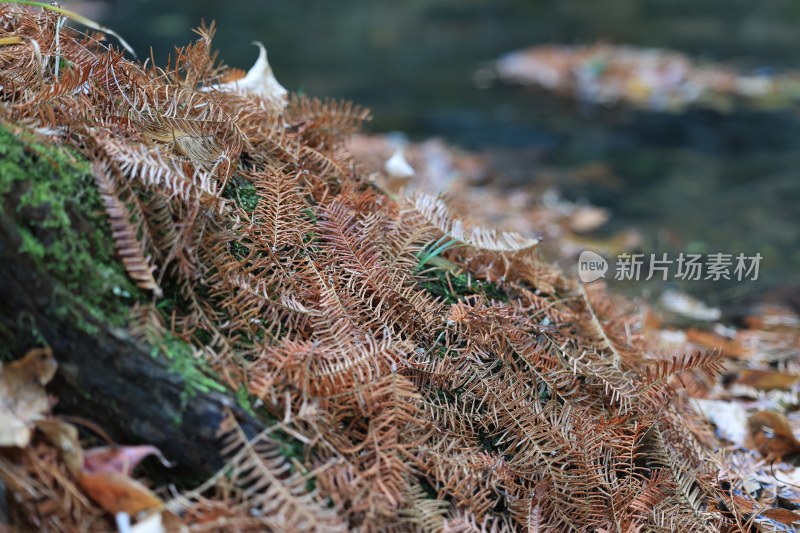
[{"left": 2, "top": 4, "right": 793, "bottom": 531}]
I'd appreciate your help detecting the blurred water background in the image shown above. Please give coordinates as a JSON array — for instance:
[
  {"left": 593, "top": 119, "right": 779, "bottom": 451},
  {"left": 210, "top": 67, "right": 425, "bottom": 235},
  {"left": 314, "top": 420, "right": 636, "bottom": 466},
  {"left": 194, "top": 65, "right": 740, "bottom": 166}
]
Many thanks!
[{"left": 85, "top": 0, "right": 800, "bottom": 310}]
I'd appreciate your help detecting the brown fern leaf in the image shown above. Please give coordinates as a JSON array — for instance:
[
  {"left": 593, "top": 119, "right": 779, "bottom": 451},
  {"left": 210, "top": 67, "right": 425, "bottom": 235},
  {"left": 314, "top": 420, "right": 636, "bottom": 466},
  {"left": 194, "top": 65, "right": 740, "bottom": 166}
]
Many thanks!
[
  {"left": 397, "top": 483, "right": 450, "bottom": 533},
  {"left": 300, "top": 144, "right": 352, "bottom": 181},
  {"left": 247, "top": 165, "right": 311, "bottom": 250},
  {"left": 288, "top": 94, "right": 372, "bottom": 145},
  {"left": 0, "top": 442, "right": 113, "bottom": 533},
  {"left": 316, "top": 198, "right": 432, "bottom": 339},
  {"left": 414, "top": 435, "right": 505, "bottom": 519},
  {"left": 11, "top": 59, "right": 94, "bottom": 121},
  {"left": 170, "top": 414, "right": 348, "bottom": 533},
  {"left": 443, "top": 508, "right": 519, "bottom": 533},
  {"left": 92, "top": 160, "right": 162, "bottom": 297},
  {"left": 257, "top": 333, "right": 405, "bottom": 401},
  {"left": 577, "top": 281, "right": 643, "bottom": 368},
  {"left": 642, "top": 350, "right": 725, "bottom": 406},
  {"left": 329, "top": 371, "right": 428, "bottom": 521},
  {"left": 96, "top": 135, "right": 220, "bottom": 202},
  {"left": 408, "top": 191, "right": 540, "bottom": 253}
]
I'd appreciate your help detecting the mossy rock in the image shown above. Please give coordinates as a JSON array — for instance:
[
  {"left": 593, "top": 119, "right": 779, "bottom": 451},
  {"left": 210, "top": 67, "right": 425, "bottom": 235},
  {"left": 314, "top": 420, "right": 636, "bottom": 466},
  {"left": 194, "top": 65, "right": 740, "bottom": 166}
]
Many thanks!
[
  {"left": 0, "top": 124, "right": 227, "bottom": 407},
  {"left": 0, "top": 124, "right": 140, "bottom": 343},
  {"left": 0, "top": 124, "right": 269, "bottom": 478}
]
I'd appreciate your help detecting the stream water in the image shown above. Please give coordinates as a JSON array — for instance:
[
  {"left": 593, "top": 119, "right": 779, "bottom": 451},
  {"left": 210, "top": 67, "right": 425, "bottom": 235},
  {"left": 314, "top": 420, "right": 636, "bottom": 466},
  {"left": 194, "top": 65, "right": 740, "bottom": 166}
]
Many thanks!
[{"left": 96, "top": 0, "right": 800, "bottom": 310}]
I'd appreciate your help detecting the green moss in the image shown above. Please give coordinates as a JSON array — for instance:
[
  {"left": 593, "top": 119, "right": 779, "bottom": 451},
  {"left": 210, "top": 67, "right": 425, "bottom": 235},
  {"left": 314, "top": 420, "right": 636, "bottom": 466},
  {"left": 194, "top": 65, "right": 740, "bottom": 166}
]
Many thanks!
[
  {"left": 418, "top": 267, "right": 509, "bottom": 304},
  {"left": 229, "top": 240, "right": 250, "bottom": 260},
  {"left": 0, "top": 125, "right": 232, "bottom": 412},
  {"left": 223, "top": 174, "right": 258, "bottom": 213},
  {"left": 18, "top": 227, "right": 47, "bottom": 259},
  {"left": 236, "top": 386, "right": 258, "bottom": 418},
  {"left": 150, "top": 335, "right": 226, "bottom": 418},
  {"left": 0, "top": 124, "right": 142, "bottom": 329}
]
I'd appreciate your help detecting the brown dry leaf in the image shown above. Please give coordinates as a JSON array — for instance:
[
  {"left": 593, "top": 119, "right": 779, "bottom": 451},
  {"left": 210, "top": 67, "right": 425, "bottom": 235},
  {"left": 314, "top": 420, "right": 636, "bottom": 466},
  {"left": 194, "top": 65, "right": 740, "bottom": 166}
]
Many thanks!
[
  {"left": 759, "top": 507, "right": 800, "bottom": 525},
  {"left": 561, "top": 229, "right": 643, "bottom": 258},
  {"left": 0, "top": 348, "right": 58, "bottom": 447},
  {"left": 78, "top": 471, "right": 164, "bottom": 516},
  {"left": 642, "top": 308, "right": 663, "bottom": 331},
  {"left": 715, "top": 491, "right": 759, "bottom": 521},
  {"left": 220, "top": 66, "right": 246, "bottom": 83},
  {"left": 78, "top": 444, "right": 169, "bottom": 522},
  {"left": 735, "top": 369, "right": 800, "bottom": 391},
  {"left": 35, "top": 418, "right": 84, "bottom": 477},
  {"left": 747, "top": 411, "right": 800, "bottom": 460},
  {"left": 744, "top": 306, "right": 800, "bottom": 332},
  {"left": 686, "top": 328, "right": 751, "bottom": 359}
]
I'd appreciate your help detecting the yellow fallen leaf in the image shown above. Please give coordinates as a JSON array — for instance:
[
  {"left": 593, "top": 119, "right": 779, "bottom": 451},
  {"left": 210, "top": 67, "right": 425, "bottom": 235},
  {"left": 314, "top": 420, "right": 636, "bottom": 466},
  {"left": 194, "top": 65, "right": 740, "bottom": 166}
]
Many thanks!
[
  {"left": 79, "top": 471, "right": 164, "bottom": 517},
  {"left": 686, "top": 328, "right": 751, "bottom": 359},
  {"left": 0, "top": 347, "right": 57, "bottom": 447},
  {"left": 0, "top": 35, "right": 22, "bottom": 46}
]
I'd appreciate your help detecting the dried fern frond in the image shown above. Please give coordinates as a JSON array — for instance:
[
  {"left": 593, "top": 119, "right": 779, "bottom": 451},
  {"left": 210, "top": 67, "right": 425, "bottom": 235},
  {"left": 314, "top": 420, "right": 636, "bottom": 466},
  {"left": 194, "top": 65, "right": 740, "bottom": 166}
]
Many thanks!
[
  {"left": 642, "top": 350, "right": 725, "bottom": 406},
  {"left": 577, "top": 281, "right": 642, "bottom": 368},
  {"left": 0, "top": 442, "right": 113, "bottom": 532},
  {"left": 0, "top": 7, "right": 737, "bottom": 530},
  {"left": 397, "top": 483, "right": 449, "bottom": 532},
  {"left": 95, "top": 135, "right": 220, "bottom": 202},
  {"left": 247, "top": 165, "right": 310, "bottom": 250},
  {"left": 92, "top": 160, "right": 162, "bottom": 297},
  {"left": 288, "top": 94, "right": 372, "bottom": 146},
  {"left": 443, "top": 509, "right": 518, "bottom": 533},
  {"left": 408, "top": 191, "right": 540, "bottom": 253},
  {"left": 171, "top": 414, "right": 348, "bottom": 532}
]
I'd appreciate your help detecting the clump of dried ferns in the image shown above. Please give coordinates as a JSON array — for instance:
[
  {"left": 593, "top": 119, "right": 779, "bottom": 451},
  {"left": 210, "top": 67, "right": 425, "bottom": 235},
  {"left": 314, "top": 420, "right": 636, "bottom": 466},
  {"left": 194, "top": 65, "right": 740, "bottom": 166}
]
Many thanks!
[{"left": 0, "top": 5, "right": 734, "bottom": 532}]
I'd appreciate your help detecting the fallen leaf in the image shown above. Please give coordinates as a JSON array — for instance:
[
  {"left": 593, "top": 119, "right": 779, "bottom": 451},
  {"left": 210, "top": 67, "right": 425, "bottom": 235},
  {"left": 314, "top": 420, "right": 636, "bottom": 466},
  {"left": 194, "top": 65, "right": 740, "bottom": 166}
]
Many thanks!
[
  {"left": 0, "top": 347, "right": 58, "bottom": 447},
  {"left": 759, "top": 507, "right": 800, "bottom": 525},
  {"left": 384, "top": 147, "right": 415, "bottom": 179},
  {"left": 747, "top": 411, "right": 800, "bottom": 460},
  {"left": 734, "top": 369, "right": 800, "bottom": 391},
  {"left": 0, "top": 35, "right": 22, "bottom": 46},
  {"left": 686, "top": 328, "right": 751, "bottom": 359},
  {"left": 567, "top": 205, "right": 609, "bottom": 233},
  {"left": 78, "top": 471, "right": 163, "bottom": 516},
  {"left": 219, "top": 67, "right": 246, "bottom": 83},
  {"left": 203, "top": 42, "right": 287, "bottom": 110},
  {"left": 35, "top": 418, "right": 84, "bottom": 476},
  {"left": 83, "top": 445, "right": 172, "bottom": 477}
]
